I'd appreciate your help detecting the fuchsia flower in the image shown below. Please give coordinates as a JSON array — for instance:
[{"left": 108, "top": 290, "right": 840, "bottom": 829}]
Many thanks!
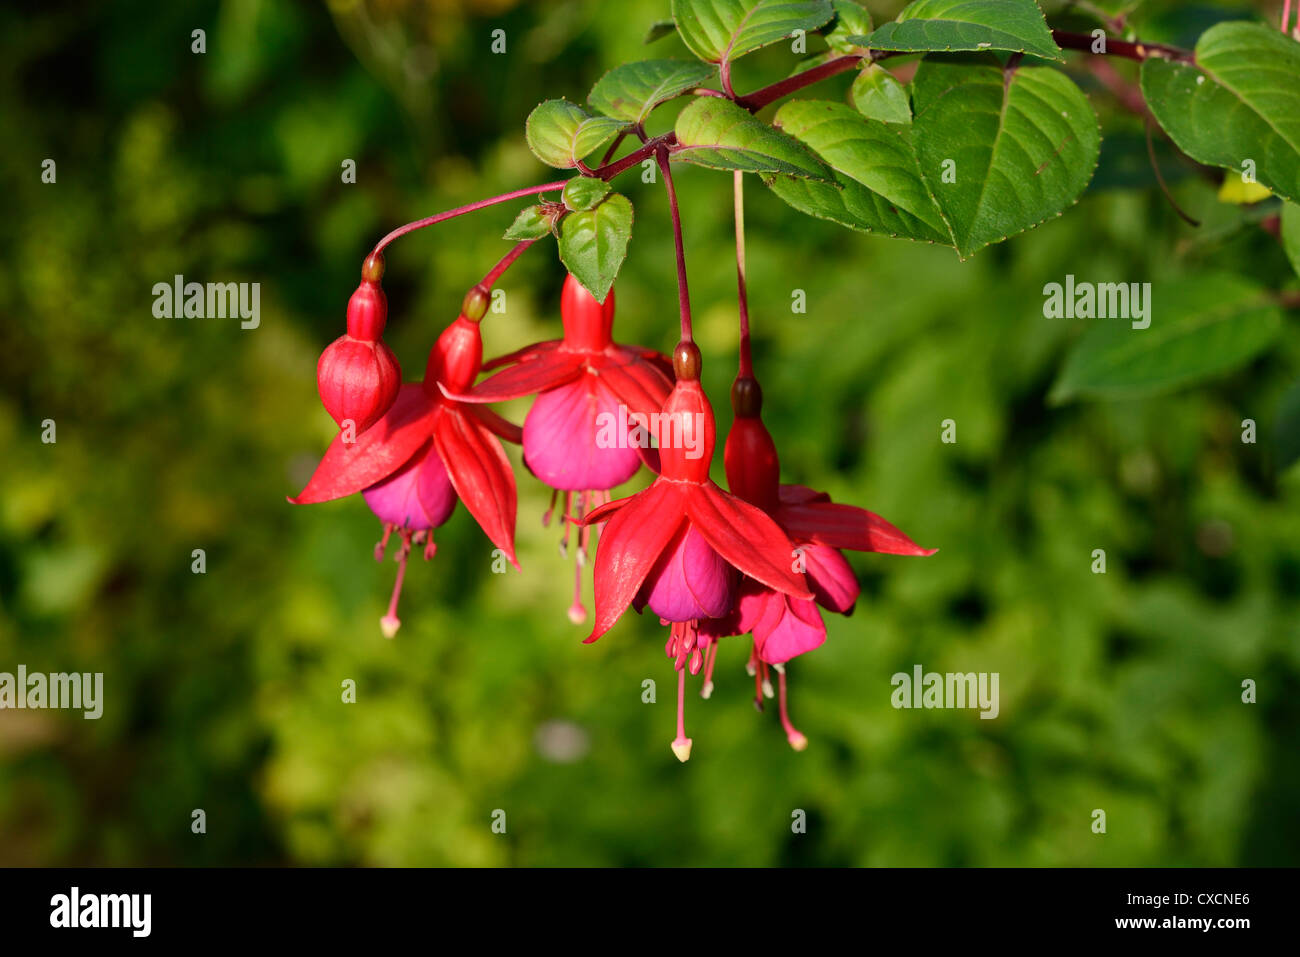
[
  {"left": 292, "top": 310, "right": 521, "bottom": 638},
  {"left": 700, "top": 376, "right": 935, "bottom": 749},
  {"left": 580, "top": 343, "right": 813, "bottom": 762},
  {"left": 446, "top": 273, "right": 672, "bottom": 622},
  {"left": 316, "top": 254, "right": 402, "bottom": 433}
]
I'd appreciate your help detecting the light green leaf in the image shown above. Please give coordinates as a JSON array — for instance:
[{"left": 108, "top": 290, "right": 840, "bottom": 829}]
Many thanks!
[
  {"left": 525, "top": 100, "right": 626, "bottom": 169},
  {"left": 1283, "top": 202, "right": 1300, "bottom": 279},
  {"left": 675, "top": 96, "right": 833, "bottom": 179},
  {"left": 767, "top": 99, "right": 949, "bottom": 242},
  {"left": 503, "top": 205, "right": 553, "bottom": 240},
  {"left": 1050, "top": 274, "right": 1281, "bottom": 403},
  {"left": 850, "top": 64, "right": 912, "bottom": 125},
  {"left": 672, "top": 0, "right": 834, "bottom": 64},
  {"left": 1141, "top": 22, "right": 1300, "bottom": 205},
  {"left": 589, "top": 60, "right": 717, "bottom": 124},
  {"left": 557, "top": 193, "right": 634, "bottom": 303},
  {"left": 857, "top": 0, "right": 1061, "bottom": 60},
  {"left": 822, "top": 0, "right": 873, "bottom": 53},
  {"left": 562, "top": 176, "right": 612, "bottom": 211},
  {"left": 911, "top": 57, "right": 1100, "bottom": 259}
]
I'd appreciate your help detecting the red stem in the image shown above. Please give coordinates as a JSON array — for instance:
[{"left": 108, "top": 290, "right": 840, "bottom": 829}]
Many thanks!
[
  {"left": 733, "top": 171, "right": 752, "bottom": 377},
  {"left": 479, "top": 239, "right": 536, "bottom": 290},
  {"left": 656, "top": 147, "right": 693, "bottom": 342},
  {"left": 737, "top": 54, "right": 865, "bottom": 111},
  {"left": 592, "top": 133, "right": 676, "bottom": 180},
  {"left": 370, "top": 181, "right": 565, "bottom": 257},
  {"left": 1050, "top": 29, "right": 1194, "bottom": 63}
]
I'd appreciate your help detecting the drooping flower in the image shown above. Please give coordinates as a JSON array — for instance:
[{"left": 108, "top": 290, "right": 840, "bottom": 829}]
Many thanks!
[
  {"left": 446, "top": 273, "right": 672, "bottom": 623},
  {"left": 316, "top": 253, "right": 402, "bottom": 434},
  {"left": 291, "top": 310, "right": 521, "bottom": 638},
  {"left": 580, "top": 343, "right": 813, "bottom": 762},
  {"left": 700, "top": 374, "right": 935, "bottom": 749}
]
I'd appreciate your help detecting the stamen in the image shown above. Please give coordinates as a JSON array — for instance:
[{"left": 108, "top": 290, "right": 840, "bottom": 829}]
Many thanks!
[
  {"left": 777, "top": 667, "right": 808, "bottom": 751},
  {"left": 541, "top": 488, "right": 559, "bottom": 527},
  {"left": 558, "top": 492, "right": 573, "bottom": 558},
  {"left": 761, "top": 662, "right": 774, "bottom": 699},
  {"left": 568, "top": 552, "right": 586, "bottom": 625},
  {"left": 670, "top": 665, "right": 693, "bottom": 763},
  {"left": 374, "top": 523, "right": 394, "bottom": 562},
  {"left": 700, "top": 639, "right": 719, "bottom": 699}
]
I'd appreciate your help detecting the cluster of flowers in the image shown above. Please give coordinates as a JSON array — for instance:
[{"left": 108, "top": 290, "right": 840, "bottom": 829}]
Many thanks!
[{"left": 293, "top": 254, "right": 933, "bottom": 760}]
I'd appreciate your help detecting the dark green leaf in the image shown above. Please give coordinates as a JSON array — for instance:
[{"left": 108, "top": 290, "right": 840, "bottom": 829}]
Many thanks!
[
  {"left": 557, "top": 193, "right": 634, "bottom": 303},
  {"left": 1283, "top": 202, "right": 1300, "bottom": 279},
  {"left": 911, "top": 57, "right": 1100, "bottom": 258},
  {"left": 767, "top": 99, "right": 949, "bottom": 242},
  {"left": 1050, "top": 274, "right": 1281, "bottom": 402},
  {"left": 645, "top": 19, "right": 678, "bottom": 43},
  {"left": 588, "top": 60, "right": 717, "bottom": 124},
  {"left": 850, "top": 63, "right": 912, "bottom": 125},
  {"left": 857, "top": 0, "right": 1061, "bottom": 60},
  {"left": 1276, "top": 378, "right": 1300, "bottom": 472},
  {"left": 675, "top": 96, "right": 833, "bottom": 179},
  {"left": 1141, "top": 22, "right": 1300, "bottom": 204},
  {"left": 672, "top": 0, "right": 834, "bottom": 64},
  {"left": 525, "top": 100, "right": 626, "bottom": 170}
]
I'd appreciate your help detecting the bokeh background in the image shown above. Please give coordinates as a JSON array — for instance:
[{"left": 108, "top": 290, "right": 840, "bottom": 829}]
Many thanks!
[{"left": 2, "top": 0, "right": 1298, "bottom": 866}]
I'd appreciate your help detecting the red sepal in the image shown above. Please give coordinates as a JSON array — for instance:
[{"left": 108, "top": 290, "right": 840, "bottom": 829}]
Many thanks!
[
  {"left": 775, "top": 501, "right": 936, "bottom": 556},
  {"left": 685, "top": 483, "right": 813, "bottom": 600},
  {"left": 433, "top": 406, "right": 519, "bottom": 567}
]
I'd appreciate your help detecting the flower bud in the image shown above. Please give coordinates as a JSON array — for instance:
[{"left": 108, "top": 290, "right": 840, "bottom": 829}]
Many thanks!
[
  {"left": 317, "top": 334, "right": 402, "bottom": 433},
  {"left": 346, "top": 281, "right": 387, "bottom": 341}
]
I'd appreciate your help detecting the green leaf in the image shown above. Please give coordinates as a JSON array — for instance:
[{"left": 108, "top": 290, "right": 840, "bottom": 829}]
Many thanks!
[
  {"left": 857, "top": 0, "right": 1061, "bottom": 60},
  {"left": 1276, "top": 378, "right": 1300, "bottom": 472},
  {"left": 675, "top": 96, "right": 833, "bottom": 179},
  {"left": 503, "top": 205, "right": 553, "bottom": 240},
  {"left": 767, "top": 99, "right": 950, "bottom": 242},
  {"left": 645, "top": 19, "right": 678, "bottom": 44},
  {"left": 557, "top": 193, "right": 634, "bottom": 303},
  {"left": 850, "top": 64, "right": 912, "bottom": 125},
  {"left": 525, "top": 100, "right": 626, "bottom": 170},
  {"left": 822, "top": 0, "right": 872, "bottom": 53},
  {"left": 588, "top": 60, "right": 717, "bottom": 124},
  {"left": 1141, "top": 22, "right": 1300, "bottom": 204},
  {"left": 911, "top": 57, "right": 1100, "bottom": 258},
  {"left": 1282, "top": 202, "right": 1300, "bottom": 279},
  {"left": 672, "top": 0, "right": 834, "bottom": 64},
  {"left": 562, "top": 176, "right": 611, "bottom": 211},
  {"left": 1050, "top": 274, "right": 1281, "bottom": 403}
]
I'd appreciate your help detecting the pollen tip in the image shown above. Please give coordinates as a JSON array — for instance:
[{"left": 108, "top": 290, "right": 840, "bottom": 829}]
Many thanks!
[
  {"left": 787, "top": 731, "right": 808, "bottom": 752},
  {"left": 701, "top": 680, "right": 714, "bottom": 699},
  {"left": 762, "top": 678, "right": 775, "bottom": 699},
  {"left": 380, "top": 615, "right": 401, "bottom": 639},
  {"left": 670, "top": 737, "right": 693, "bottom": 763}
]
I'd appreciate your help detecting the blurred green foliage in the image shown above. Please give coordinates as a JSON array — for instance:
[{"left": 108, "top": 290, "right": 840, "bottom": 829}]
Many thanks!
[{"left": 1, "top": 0, "right": 1298, "bottom": 867}]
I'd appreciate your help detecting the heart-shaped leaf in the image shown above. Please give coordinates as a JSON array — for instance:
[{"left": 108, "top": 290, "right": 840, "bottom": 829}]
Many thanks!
[
  {"left": 675, "top": 96, "right": 833, "bottom": 179},
  {"left": 526, "top": 100, "right": 626, "bottom": 169},
  {"left": 856, "top": 0, "right": 1060, "bottom": 59},
  {"left": 558, "top": 193, "right": 634, "bottom": 303},
  {"left": 1142, "top": 22, "right": 1300, "bottom": 205},
  {"left": 589, "top": 60, "right": 718, "bottom": 124},
  {"left": 767, "top": 99, "right": 949, "bottom": 242},
  {"left": 672, "top": 0, "right": 834, "bottom": 64},
  {"left": 822, "top": 0, "right": 873, "bottom": 53},
  {"left": 850, "top": 63, "right": 912, "bottom": 125},
  {"left": 1050, "top": 274, "right": 1281, "bottom": 402},
  {"left": 911, "top": 56, "right": 1100, "bottom": 258}
]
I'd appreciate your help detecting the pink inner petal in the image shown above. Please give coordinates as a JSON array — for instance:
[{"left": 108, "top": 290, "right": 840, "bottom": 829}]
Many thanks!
[
  {"left": 362, "top": 444, "right": 457, "bottom": 530},
  {"left": 755, "top": 594, "right": 827, "bottom": 664},
  {"left": 522, "top": 374, "right": 643, "bottom": 491},
  {"left": 637, "top": 524, "right": 736, "bottom": 623}
]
